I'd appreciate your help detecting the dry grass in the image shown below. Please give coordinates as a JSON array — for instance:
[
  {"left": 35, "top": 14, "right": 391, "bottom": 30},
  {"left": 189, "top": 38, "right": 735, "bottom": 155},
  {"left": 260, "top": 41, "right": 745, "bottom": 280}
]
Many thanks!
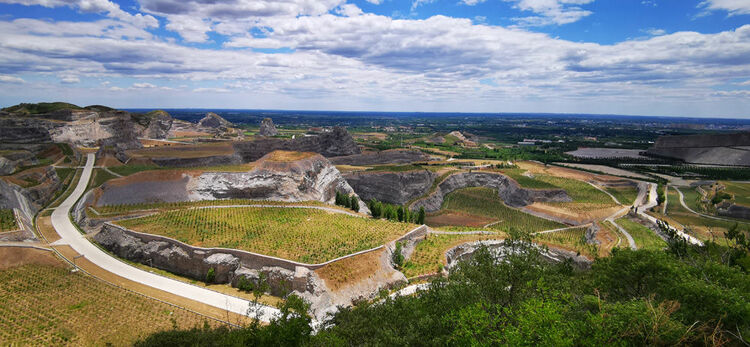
[
  {"left": 263, "top": 150, "right": 317, "bottom": 162},
  {"left": 0, "top": 247, "right": 59, "bottom": 269},
  {"left": 316, "top": 249, "right": 384, "bottom": 292},
  {"left": 126, "top": 143, "right": 234, "bottom": 159},
  {"left": 0, "top": 247, "right": 223, "bottom": 346},
  {"left": 426, "top": 211, "right": 495, "bottom": 228},
  {"left": 36, "top": 215, "right": 60, "bottom": 243}
]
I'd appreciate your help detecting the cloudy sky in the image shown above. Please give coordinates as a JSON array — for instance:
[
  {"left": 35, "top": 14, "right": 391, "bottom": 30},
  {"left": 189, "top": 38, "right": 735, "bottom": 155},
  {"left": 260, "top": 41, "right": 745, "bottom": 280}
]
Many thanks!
[{"left": 1, "top": 0, "right": 749, "bottom": 117}]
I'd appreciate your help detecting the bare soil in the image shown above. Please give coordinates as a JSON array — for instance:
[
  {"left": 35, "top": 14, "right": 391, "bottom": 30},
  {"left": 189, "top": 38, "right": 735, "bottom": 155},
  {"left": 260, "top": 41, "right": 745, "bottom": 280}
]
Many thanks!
[{"left": 0, "top": 247, "right": 61, "bottom": 270}]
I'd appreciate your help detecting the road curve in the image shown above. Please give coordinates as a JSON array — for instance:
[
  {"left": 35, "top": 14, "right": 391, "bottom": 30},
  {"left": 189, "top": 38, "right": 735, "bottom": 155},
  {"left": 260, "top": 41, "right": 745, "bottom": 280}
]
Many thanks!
[{"left": 51, "top": 153, "right": 279, "bottom": 321}]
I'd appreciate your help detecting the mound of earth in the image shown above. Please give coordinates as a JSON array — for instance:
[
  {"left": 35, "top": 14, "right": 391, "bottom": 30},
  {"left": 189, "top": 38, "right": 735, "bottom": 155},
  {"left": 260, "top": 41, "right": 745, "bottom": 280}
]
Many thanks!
[
  {"left": 330, "top": 149, "right": 431, "bottom": 166},
  {"left": 233, "top": 126, "right": 359, "bottom": 162},
  {"left": 646, "top": 131, "right": 750, "bottom": 166},
  {"left": 198, "top": 112, "right": 232, "bottom": 129},
  {"left": 92, "top": 151, "right": 368, "bottom": 213},
  {"left": 343, "top": 170, "right": 436, "bottom": 205},
  {"left": 410, "top": 172, "right": 570, "bottom": 212},
  {"left": 259, "top": 118, "right": 278, "bottom": 136}
]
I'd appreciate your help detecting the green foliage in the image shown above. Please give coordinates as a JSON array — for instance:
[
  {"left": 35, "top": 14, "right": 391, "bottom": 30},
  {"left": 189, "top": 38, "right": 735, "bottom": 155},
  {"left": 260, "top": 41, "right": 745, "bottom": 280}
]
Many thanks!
[
  {"left": 107, "top": 164, "right": 162, "bottom": 177},
  {"left": 2, "top": 102, "right": 81, "bottom": 114},
  {"left": 417, "top": 207, "right": 425, "bottom": 225},
  {"left": 0, "top": 209, "right": 17, "bottom": 232},
  {"left": 140, "top": 232, "right": 750, "bottom": 345},
  {"left": 205, "top": 268, "right": 216, "bottom": 284},
  {"left": 392, "top": 242, "right": 405, "bottom": 269},
  {"left": 88, "top": 168, "right": 118, "bottom": 189},
  {"left": 350, "top": 197, "right": 359, "bottom": 212},
  {"left": 711, "top": 191, "right": 732, "bottom": 205}
]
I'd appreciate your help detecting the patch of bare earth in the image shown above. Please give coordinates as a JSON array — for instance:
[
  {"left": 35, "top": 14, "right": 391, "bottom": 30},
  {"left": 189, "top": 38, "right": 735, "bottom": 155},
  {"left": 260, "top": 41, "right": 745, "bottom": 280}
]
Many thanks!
[
  {"left": 0, "top": 247, "right": 60, "bottom": 270},
  {"left": 126, "top": 143, "right": 234, "bottom": 159},
  {"left": 526, "top": 203, "right": 620, "bottom": 224},
  {"left": 426, "top": 211, "right": 495, "bottom": 228},
  {"left": 316, "top": 249, "right": 384, "bottom": 292}
]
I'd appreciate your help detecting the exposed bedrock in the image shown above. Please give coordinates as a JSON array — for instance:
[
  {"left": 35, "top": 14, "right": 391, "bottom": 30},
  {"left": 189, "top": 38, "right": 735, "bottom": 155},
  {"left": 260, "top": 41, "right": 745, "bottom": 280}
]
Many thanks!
[
  {"left": 343, "top": 170, "right": 436, "bottom": 205},
  {"left": 646, "top": 131, "right": 750, "bottom": 166},
  {"left": 410, "top": 172, "right": 571, "bottom": 212},
  {"left": 445, "top": 240, "right": 592, "bottom": 270},
  {"left": 0, "top": 166, "right": 60, "bottom": 234},
  {"left": 94, "top": 151, "right": 369, "bottom": 213},
  {"left": 0, "top": 117, "right": 55, "bottom": 144},
  {"left": 233, "top": 126, "right": 359, "bottom": 162},
  {"left": 94, "top": 224, "right": 325, "bottom": 297},
  {"left": 259, "top": 118, "right": 278, "bottom": 137},
  {"left": 330, "top": 149, "right": 432, "bottom": 166},
  {"left": 718, "top": 204, "right": 750, "bottom": 220}
]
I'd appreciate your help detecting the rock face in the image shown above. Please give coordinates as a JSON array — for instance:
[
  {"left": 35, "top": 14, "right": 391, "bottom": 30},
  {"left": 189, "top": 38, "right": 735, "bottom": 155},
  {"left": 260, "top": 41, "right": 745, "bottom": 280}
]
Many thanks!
[
  {"left": 0, "top": 157, "right": 15, "bottom": 176},
  {"left": 410, "top": 172, "right": 571, "bottom": 212},
  {"left": 94, "top": 151, "right": 369, "bottom": 213},
  {"left": 718, "top": 203, "right": 750, "bottom": 220},
  {"left": 198, "top": 112, "right": 232, "bottom": 129},
  {"left": 647, "top": 131, "right": 750, "bottom": 166},
  {"left": 135, "top": 110, "right": 174, "bottom": 139},
  {"left": 233, "top": 126, "right": 360, "bottom": 162},
  {"left": 445, "top": 240, "right": 592, "bottom": 270},
  {"left": 189, "top": 152, "right": 365, "bottom": 211},
  {"left": 0, "top": 166, "right": 61, "bottom": 234},
  {"left": 94, "top": 223, "right": 324, "bottom": 296},
  {"left": 330, "top": 149, "right": 431, "bottom": 166},
  {"left": 259, "top": 118, "right": 278, "bottom": 136},
  {"left": 343, "top": 170, "right": 436, "bottom": 205}
]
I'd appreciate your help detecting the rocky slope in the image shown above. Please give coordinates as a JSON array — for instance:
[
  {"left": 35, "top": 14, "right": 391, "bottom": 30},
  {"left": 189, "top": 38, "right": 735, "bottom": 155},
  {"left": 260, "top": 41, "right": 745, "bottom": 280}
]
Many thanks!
[
  {"left": 93, "top": 151, "right": 368, "bottom": 213},
  {"left": 233, "top": 126, "right": 360, "bottom": 162},
  {"left": 410, "top": 172, "right": 571, "bottom": 212},
  {"left": 198, "top": 112, "right": 232, "bottom": 129},
  {"left": 330, "top": 149, "right": 431, "bottom": 166},
  {"left": 343, "top": 170, "right": 436, "bottom": 205},
  {"left": 259, "top": 118, "right": 278, "bottom": 136},
  {"left": 132, "top": 110, "right": 174, "bottom": 139},
  {"left": 647, "top": 131, "right": 750, "bottom": 166}
]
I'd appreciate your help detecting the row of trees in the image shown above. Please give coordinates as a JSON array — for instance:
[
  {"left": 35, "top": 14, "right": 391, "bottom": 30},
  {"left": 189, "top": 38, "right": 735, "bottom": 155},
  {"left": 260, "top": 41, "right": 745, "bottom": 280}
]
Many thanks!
[
  {"left": 367, "top": 199, "right": 425, "bottom": 224},
  {"left": 334, "top": 191, "right": 359, "bottom": 212}
]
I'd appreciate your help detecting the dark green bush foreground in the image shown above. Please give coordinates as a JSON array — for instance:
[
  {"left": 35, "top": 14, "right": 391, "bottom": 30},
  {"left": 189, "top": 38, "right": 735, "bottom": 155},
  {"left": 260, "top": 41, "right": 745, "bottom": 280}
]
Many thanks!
[{"left": 137, "top": 231, "right": 750, "bottom": 346}]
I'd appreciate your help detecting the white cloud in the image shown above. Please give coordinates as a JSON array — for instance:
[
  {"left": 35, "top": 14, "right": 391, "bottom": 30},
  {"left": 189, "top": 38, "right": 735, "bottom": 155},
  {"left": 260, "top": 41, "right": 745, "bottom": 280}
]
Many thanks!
[
  {"left": 60, "top": 75, "right": 80, "bottom": 83},
  {"left": 193, "top": 87, "right": 231, "bottom": 93},
  {"left": 132, "top": 82, "right": 157, "bottom": 88},
  {"left": 642, "top": 28, "right": 667, "bottom": 36},
  {"left": 504, "top": 0, "right": 595, "bottom": 26},
  {"left": 365, "top": 0, "right": 383, "bottom": 4},
  {"left": 0, "top": 75, "right": 25, "bottom": 83},
  {"left": 411, "top": 0, "right": 436, "bottom": 11},
  {"left": 462, "top": 0, "right": 487, "bottom": 5},
  {"left": 700, "top": 0, "right": 750, "bottom": 15},
  {"left": 0, "top": 0, "right": 158, "bottom": 27}
]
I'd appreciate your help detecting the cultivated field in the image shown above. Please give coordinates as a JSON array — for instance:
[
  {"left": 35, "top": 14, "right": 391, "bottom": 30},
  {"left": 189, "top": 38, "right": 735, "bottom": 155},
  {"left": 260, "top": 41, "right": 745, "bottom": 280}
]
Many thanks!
[
  {"left": 0, "top": 248, "right": 219, "bottom": 346},
  {"left": 721, "top": 181, "right": 750, "bottom": 206},
  {"left": 116, "top": 207, "right": 414, "bottom": 263},
  {"left": 401, "top": 233, "right": 506, "bottom": 278},
  {"left": 126, "top": 142, "right": 234, "bottom": 159},
  {"left": 616, "top": 217, "right": 666, "bottom": 250},
  {"left": 92, "top": 199, "right": 350, "bottom": 217},
  {"left": 0, "top": 209, "right": 17, "bottom": 232},
  {"left": 427, "top": 187, "right": 565, "bottom": 232},
  {"left": 604, "top": 185, "right": 640, "bottom": 205},
  {"left": 533, "top": 227, "right": 597, "bottom": 258},
  {"left": 665, "top": 188, "right": 750, "bottom": 242}
]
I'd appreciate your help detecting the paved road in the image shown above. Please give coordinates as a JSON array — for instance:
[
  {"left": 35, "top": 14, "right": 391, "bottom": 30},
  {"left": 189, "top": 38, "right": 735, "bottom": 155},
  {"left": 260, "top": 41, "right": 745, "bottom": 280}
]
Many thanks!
[
  {"left": 674, "top": 187, "right": 737, "bottom": 223},
  {"left": 635, "top": 182, "right": 702, "bottom": 245},
  {"left": 51, "top": 153, "right": 279, "bottom": 321},
  {"left": 587, "top": 182, "right": 637, "bottom": 250}
]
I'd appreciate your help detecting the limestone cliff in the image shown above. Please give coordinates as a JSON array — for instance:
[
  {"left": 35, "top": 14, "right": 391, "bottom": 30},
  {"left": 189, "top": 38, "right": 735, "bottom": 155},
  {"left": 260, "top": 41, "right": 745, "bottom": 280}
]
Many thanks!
[
  {"left": 330, "top": 149, "right": 431, "bottom": 166},
  {"left": 233, "top": 126, "right": 360, "bottom": 162},
  {"left": 259, "top": 118, "right": 278, "bottom": 136},
  {"left": 343, "top": 170, "right": 436, "bottom": 205},
  {"left": 94, "top": 151, "right": 369, "bottom": 213},
  {"left": 198, "top": 112, "right": 232, "bottom": 129},
  {"left": 410, "top": 172, "right": 570, "bottom": 212}
]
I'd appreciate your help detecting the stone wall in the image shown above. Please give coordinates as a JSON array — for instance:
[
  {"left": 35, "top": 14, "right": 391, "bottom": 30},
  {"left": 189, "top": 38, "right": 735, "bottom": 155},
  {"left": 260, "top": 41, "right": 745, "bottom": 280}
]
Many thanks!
[
  {"left": 94, "top": 222, "right": 427, "bottom": 295},
  {"left": 410, "top": 172, "right": 571, "bottom": 212}
]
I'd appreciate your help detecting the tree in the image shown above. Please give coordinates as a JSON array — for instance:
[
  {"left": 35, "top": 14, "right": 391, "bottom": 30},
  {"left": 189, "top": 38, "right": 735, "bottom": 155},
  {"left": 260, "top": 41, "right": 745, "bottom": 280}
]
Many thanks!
[
  {"left": 350, "top": 197, "right": 359, "bottom": 212},
  {"left": 397, "top": 206, "right": 405, "bottom": 222},
  {"left": 392, "top": 242, "right": 404, "bottom": 269},
  {"left": 342, "top": 194, "right": 351, "bottom": 208},
  {"left": 417, "top": 207, "right": 425, "bottom": 224}
]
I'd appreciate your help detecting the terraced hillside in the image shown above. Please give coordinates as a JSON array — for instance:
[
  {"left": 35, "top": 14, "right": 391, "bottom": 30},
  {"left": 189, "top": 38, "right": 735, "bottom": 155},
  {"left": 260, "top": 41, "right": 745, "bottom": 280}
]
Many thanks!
[{"left": 116, "top": 206, "right": 415, "bottom": 263}]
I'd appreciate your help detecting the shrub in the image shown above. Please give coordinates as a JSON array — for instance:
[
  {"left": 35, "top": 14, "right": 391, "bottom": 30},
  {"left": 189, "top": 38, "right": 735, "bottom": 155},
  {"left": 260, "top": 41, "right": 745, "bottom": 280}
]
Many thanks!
[
  {"left": 205, "top": 268, "right": 216, "bottom": 284},
  {"left": 392, "top": 242, "right": 404, "bottom": 269}
]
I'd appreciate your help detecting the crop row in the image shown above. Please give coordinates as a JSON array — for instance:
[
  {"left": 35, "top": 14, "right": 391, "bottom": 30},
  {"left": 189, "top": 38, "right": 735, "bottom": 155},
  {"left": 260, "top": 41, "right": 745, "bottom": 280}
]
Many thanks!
[
  {"left": 0, "top": 263, "right": 217, "bottom": 345},
  {"left": 116, "top": 206, "right": 414, "bottom": 263},
  {"left": 94, "top": 199, "right": 339, "bottom": 216}
]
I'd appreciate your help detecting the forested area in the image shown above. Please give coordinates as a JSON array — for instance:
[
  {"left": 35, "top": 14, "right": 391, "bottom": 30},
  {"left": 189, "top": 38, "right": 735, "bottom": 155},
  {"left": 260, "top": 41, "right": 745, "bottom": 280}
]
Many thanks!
[{"left": 137, "top": 229, "right": 750, "bottom": 346}]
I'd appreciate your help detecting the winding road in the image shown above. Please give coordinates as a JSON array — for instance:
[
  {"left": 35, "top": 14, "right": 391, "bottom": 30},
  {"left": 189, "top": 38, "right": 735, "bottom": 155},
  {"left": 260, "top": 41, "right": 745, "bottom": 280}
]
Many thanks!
[{"left": 50, "top": 153, "right": 279, "bottom": 322}]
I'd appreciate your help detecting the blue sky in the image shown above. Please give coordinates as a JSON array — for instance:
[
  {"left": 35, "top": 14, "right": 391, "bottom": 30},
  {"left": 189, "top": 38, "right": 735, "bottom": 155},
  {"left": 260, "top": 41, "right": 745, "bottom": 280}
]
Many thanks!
[{"left": 0, "top": 0, "right": 749, "bottom": 117}]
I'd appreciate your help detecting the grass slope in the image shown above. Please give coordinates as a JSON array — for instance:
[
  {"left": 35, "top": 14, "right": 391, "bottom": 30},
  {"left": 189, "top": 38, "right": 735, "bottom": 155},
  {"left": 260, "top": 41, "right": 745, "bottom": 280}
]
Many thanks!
[
  {"left": 0, "top": 209, "right": 17, "bottom": 232},
  {"left": 616, "top": 218, "right": 666, "bottom": 250},
  {"left": 435, "top": 187, "right": 565, "bottom": 233}
]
